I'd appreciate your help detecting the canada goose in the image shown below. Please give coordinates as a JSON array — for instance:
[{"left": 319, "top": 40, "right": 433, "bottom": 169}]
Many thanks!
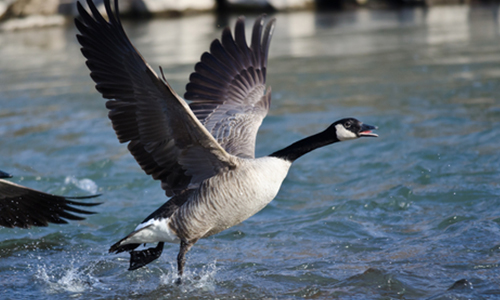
[
  {"left": 76, "top": 0, "right": 378, "bottom": 283},
  {"left": 0, "top": 170, "right": 100, "bottom": 228}
]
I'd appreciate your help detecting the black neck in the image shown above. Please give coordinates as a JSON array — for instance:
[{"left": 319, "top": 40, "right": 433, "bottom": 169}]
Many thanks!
[{"left": 269, "top": 130, "right": 339, "bottom": 162}]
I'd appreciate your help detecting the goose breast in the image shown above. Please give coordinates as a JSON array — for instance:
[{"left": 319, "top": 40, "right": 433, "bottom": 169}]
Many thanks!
[{"left": 171, "top": 157, "right": 292, "bottom": 240}]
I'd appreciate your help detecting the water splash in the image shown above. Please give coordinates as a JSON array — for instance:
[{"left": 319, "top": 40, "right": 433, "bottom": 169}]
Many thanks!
[
  {"left": 64, "top": 176, "right": 98, "bottom": 194},
  {"left": 159, "top": 260, "right": 218, "bottom": 292},
  {"left": 33, "top": 256, "right": 102, "bottom": 295},
  {"left": 36, "top": 267, "right": 87, "bottom": 294}
]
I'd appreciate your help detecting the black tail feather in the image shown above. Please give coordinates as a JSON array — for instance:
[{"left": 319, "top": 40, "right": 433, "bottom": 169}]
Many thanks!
[{"left": 110, "top": 242, "right": 141, "bottom": 253}]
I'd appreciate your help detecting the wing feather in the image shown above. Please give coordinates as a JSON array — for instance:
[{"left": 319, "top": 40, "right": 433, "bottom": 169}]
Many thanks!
[
  {"left": 186, "top": 16, "right": 276, "bottom": 158},
  {"left": 76, "top": 0, "right": 235, "bottom": 196},
  {"left": 0, "top": 179, "right": 99, "bottom": 229}
]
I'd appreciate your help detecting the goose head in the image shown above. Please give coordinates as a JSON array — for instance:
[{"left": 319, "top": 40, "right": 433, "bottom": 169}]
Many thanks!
[
  {"left": 331, "top": 118, "right": 378, "bottom": 141},
  {"left": 269, "top": 117, "right": 378, "bottom": 162}
]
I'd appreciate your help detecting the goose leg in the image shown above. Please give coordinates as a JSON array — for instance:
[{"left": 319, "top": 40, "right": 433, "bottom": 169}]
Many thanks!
[{"left": 176, "top": 240, "right": 194, "bottom": 285}]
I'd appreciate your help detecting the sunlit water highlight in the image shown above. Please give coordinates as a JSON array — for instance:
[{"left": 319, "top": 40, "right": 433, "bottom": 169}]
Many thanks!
[{"left": 1, "top": 5, "right": 500, "bottom": 299}]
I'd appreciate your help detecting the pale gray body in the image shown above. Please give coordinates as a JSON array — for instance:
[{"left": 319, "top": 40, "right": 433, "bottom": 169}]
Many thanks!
[{"left": 151, "top": 157, "right": 290, "bottom": 243}]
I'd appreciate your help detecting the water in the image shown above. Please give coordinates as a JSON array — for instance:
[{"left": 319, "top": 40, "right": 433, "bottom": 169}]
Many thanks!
[{"left": 1, "top": 5, "right": 500, "bottom": 299}]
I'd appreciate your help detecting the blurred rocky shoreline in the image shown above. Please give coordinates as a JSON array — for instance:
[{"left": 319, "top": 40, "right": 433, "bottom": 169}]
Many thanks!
[{"left": 0, "top": 0, "right": 494, "bottom": 30}]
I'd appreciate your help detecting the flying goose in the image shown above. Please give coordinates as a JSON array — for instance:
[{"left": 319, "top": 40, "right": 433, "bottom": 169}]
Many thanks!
[
  {"left": 75, "top": 0, "right": 378, "bottom": 283},
  {"left": 0, "top": 170, "right": 100, "bottom": 228}
]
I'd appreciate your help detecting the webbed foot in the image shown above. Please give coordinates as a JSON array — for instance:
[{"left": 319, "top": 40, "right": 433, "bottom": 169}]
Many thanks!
[{"left": 128, "top": 242, "right": 164, "bottom": 270}]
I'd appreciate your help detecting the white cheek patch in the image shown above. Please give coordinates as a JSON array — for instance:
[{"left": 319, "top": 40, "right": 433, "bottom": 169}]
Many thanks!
[{"left": 335, "top": 124, "right": 358, "bottom": 141}]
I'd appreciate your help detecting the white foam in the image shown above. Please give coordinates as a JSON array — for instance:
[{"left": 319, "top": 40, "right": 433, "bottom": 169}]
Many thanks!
[
  {"left": 35, "top": 261, "right": 98, "bottom": 294},
  {"left": 64, "top": 176, "right": 98, "bottom": 194},
  {"left": 159, "top": 260, "right": 218, "bottom": 291}
]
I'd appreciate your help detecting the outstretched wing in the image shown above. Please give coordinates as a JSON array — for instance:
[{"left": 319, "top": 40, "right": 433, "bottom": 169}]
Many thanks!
[
  {"left": 185, "top": 16, "right": 276, "bottom": 158},
  {"left": 75, "top": 0, "right": 236, "bottom": 197},
  {"left": 0, "top": 179, "right": 100, "bottom": 229}
]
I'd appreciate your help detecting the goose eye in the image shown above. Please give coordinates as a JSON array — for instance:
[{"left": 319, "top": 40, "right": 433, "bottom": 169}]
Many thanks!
[{"left": 345, "top": 121, "right": 352, "bottom": 128}]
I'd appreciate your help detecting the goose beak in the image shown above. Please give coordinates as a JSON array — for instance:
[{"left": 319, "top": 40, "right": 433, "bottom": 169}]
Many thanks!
[
  {"left": 359, "top": 123, "right": 378, "bottom": 137},
  {"left": 0, "top": 170, "right": 13, "bottom": 178}
]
